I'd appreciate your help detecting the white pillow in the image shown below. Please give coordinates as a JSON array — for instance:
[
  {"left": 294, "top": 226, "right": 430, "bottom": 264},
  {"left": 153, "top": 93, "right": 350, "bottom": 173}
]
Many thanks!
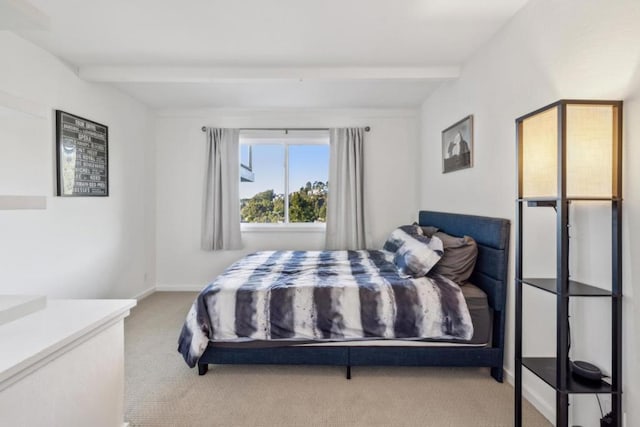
[{"left": 393, "top": 234, "right": 444, "bottom": 278}]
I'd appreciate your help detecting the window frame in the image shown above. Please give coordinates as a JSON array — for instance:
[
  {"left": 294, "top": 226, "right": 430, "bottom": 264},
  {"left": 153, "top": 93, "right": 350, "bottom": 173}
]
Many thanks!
[{"left": 239, "top": 130, "right": 329, "bottom": 231}]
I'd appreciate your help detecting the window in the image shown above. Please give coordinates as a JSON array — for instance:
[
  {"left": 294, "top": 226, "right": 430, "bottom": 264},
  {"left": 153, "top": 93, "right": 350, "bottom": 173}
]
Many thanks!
[{"left": 239, "top": 131, "right": 329, "bottom": 226}]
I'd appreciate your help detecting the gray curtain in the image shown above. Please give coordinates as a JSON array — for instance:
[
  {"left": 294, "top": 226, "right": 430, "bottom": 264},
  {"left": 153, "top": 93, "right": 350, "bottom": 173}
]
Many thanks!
[
  {"left": 201, "top": 128, "right": 242, "bottom": 250},
  {"left": 325, "top": 128, "right": 366, "bottom": 250}
]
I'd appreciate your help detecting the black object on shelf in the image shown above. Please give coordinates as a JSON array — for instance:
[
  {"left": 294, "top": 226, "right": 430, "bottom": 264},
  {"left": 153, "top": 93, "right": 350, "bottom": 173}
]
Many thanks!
[
  {"left": 514, "top": 100, "right": 623, "bottom": 427},
  {"left": 570, "top": 360, "right": 603, "bottom": 382},
  {"left": 522, "top": 357, "right": 615, "bottom": 394}
]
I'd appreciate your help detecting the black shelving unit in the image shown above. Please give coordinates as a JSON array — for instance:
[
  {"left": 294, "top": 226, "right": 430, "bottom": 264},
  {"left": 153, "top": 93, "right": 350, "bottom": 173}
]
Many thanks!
[
  {"left": 514, "top": 100, "right": 623, "bottom": 427},
  {"left": 518, "top": 278, "right": 613, "bottom": 297}
]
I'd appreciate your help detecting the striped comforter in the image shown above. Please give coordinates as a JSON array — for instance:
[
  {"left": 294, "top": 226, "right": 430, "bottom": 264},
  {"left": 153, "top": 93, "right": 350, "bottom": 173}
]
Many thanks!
[{"left": 178, "top": 250, "right": 473, "bottom": 368}]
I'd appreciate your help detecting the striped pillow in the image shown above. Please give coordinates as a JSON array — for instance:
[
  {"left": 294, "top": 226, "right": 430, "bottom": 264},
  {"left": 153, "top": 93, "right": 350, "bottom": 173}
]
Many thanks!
[
  {"left": 393, "top": 234, "right": 444, "bottom": 278},
  {"left": 382, "top": 224, "right": 423, "bottom": 253}
]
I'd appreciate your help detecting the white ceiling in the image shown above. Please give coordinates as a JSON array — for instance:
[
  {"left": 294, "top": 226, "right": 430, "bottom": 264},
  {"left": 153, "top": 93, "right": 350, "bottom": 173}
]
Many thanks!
[{"left": 12, "top": 0, "right": 530, "bottom": 108}]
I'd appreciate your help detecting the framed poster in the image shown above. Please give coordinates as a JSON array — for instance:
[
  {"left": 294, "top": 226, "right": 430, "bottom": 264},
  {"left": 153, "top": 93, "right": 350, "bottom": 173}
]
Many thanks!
[
  {"left": 442, "top": 115, "right": 473, "bottom": 174},
  {"left": 55, "top": 110, "right": 109, "bottom": 196}
]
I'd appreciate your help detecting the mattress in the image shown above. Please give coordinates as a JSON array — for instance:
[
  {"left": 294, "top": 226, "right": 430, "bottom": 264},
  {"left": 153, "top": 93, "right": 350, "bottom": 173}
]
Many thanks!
[{"left": 209, "top": 282, "right": 491, "bottom": 349}]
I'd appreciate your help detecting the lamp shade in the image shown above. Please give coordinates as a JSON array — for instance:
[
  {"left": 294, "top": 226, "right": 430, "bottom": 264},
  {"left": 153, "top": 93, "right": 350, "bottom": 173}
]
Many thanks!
[{"left": 518, "top": 100, "right": 621, "bottom": 199}]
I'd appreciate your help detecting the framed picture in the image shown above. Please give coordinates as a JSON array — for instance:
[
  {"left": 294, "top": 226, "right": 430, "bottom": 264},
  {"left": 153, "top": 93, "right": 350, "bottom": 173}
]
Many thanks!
[
  {"left": 55, "top": 110, "right": 109, "bottom": 196},
  {"left": 442, "top": 115, "right": 473, "bottom": 173}
]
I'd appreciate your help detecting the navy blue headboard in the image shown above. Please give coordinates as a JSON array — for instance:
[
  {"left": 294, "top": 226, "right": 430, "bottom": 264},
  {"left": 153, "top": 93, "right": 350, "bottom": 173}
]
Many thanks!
[{"left": 418, "top": 210, "right": 510, "bottom": 312}]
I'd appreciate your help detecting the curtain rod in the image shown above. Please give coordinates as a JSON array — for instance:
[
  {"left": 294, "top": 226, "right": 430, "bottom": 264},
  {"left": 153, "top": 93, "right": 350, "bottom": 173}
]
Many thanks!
[{"left": 201, "top": 126, "right": 370, "bottom": 133}]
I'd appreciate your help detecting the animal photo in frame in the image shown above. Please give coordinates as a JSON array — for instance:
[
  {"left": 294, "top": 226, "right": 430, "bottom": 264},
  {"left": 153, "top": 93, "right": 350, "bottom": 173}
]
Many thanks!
[{"left": 442, "top": 115, "right": 473, "bottom": 173}]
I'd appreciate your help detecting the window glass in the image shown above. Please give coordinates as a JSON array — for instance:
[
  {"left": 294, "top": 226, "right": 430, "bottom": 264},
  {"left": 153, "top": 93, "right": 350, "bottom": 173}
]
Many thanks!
[
  {"left": 240, "top": 144, "right": 285, "bottom": 223},
  {"left": 288, "top": 144, "right": 329, "bottom": 223},
  {"left": 239, "top": 134, "right": 329, "bottom": 225}
]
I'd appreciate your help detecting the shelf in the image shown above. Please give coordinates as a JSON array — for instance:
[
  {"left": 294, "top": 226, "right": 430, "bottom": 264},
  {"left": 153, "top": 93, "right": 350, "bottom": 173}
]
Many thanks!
[
  {"left": 0, "top": 0, "right": 51, "bottom": 32},
  {"left": 0, "top": 196, "right": 47, "bottom": 210},
  {"left": 519, "top": 278, "right": 614, "bottom": 297},
  {"left": 517, "top": 197, "right": 621, "bottom": 202},
  {"left": 0, "top": 90, "right": 48, "bottom": 118},
  {"left": 522, "top": 357, "right": 617, "bottom": 394},
  {"left": 515, "top": 100, "right": 623, "bottom": 427}
]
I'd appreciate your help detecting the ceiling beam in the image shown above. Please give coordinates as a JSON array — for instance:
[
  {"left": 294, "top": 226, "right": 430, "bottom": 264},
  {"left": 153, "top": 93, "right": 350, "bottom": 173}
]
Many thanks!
[{"left": 78, "top": 66, "right": 460, "bottom": 83}]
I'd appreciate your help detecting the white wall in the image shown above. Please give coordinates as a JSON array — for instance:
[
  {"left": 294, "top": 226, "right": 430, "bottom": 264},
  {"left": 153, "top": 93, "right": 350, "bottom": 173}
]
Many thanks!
[
  {"left": 155, "top": 108, "right": 419, "bottom": 289},
  {"left": 419, "top": 0, "right": 640, "bottom": 425},
  {"left": 0, "top": 32, "right": 156, "bottom": 299}
]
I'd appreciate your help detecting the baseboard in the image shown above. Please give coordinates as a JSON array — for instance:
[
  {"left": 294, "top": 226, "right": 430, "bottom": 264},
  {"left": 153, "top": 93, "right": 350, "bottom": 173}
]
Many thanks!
[
  {"left": 155, "top": 284, "right": 203, "bottom": 292},
  {"left": 130, "top": 286, "right": 156, "bottom": 301},
  {"left": 504, "top": 367, "right": 555, "bottom": 424}
]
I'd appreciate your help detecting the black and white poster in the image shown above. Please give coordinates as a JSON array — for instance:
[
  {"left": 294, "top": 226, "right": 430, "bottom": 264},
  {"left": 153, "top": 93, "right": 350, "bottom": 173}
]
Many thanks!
[
  {"left": 55, "top": 110, "right": 109, "bottom": 196},
  {"left": 442, "top": 115, "right": 473, "bottom": 174}
]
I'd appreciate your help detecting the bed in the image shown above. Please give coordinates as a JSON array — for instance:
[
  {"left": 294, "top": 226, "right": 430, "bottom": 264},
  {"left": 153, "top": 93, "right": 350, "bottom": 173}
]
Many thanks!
[{"left": 179, "top": 210, "right": 510, "bottom": 382}]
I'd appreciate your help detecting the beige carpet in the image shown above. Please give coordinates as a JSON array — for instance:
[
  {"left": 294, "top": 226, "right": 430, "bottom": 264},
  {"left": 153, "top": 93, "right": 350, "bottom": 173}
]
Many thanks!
[{"left": 124, "top": 292, "right": 551, "bottom": 427}]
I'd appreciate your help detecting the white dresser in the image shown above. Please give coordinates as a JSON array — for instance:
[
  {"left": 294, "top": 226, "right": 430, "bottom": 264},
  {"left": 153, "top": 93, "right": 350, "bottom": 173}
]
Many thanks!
[{"left": 0, "top": 299, "right": 135, "bottom": 427}]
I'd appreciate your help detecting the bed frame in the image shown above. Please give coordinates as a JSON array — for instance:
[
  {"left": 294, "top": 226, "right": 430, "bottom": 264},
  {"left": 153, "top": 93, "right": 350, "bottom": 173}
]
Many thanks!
[{"left": 196, "top": 210, "right": 510, "bottom": 382}]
